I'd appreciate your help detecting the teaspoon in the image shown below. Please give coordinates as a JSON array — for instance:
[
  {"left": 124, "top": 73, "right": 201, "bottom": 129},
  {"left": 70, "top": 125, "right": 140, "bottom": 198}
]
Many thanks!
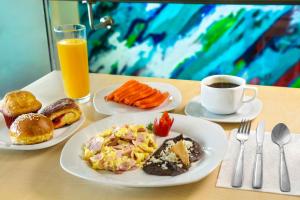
[{"left": 271, "top": 123, "right": 291, "bottom": 192}]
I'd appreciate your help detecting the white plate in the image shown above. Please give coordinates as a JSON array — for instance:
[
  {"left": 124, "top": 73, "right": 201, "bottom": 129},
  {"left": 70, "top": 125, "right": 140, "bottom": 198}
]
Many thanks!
[
  {"left": 185, "top": 95, "right": 263, "bottom": 123},
  {"left": 0, "top": 114, "right": 85, "bottom": 150},
  {"left": 93, "top": 82, "right": 182, "bottom": 115},
  {"left": 60, "top": 113, "right": 227, "bottom": 187}
]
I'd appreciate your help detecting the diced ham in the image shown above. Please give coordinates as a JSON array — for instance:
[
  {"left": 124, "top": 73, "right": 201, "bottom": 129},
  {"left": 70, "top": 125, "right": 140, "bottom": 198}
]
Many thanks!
[
  {"left": 116, "top": 159, "right": 136, "bottom": 172},
  {"left": 121, "top": 131, "right": 135, "bottom": 140},
  {"left": 137, "top": 133, "right": 145, "bottom": 143},
  {"left": 86, "top": 137, "right": 103, "bottom": 152}
]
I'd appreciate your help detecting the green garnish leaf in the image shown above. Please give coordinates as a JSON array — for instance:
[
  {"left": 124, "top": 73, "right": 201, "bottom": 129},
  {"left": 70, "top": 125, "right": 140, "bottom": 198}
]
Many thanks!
[{"left": 147, "top": 123, "right": 153, "bottom": 131}]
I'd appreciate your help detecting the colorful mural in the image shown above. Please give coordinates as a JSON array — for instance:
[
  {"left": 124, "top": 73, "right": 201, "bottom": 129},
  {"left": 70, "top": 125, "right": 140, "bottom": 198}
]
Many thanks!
[{"left": 79, "top": 3, "right": 300, "bottom": 87}]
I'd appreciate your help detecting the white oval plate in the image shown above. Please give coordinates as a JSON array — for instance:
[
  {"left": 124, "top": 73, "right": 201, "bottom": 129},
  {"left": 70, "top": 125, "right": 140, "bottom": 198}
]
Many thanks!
[
  {"left": 185, "top": 95, "right": 262, "bottom": 123},
  {"left": 60, "top": 113, "right": 227, "bottom": 187},
  {"left": 0, "top": 114, "right": 85, "bottom": 150},
  {"left": 93, "top": 82, "right": 182, "bottom": 115}
]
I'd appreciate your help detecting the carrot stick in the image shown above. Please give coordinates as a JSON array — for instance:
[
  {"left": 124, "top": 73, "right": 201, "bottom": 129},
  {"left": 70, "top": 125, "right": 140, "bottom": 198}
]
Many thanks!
[
  {"left": 124, "top": 88, "right": 157, "bottom": 105},
  {"left": 105, "top": 80, "right": 169, "bottom": 109},
  {"left": 105, "top": 80, "right": 137, "bottom": 101},
  {"left": 134, "top": 92, "right": 169, "bottom": 109},
  {"left": 116, "top": 84, "right": 148, "bottom": 103},
  {"left": 109, "top": 81, "right": 139, "bottom": 101},
  {"left": 119, "top": 84, "right": 150, "bottom": 103}
]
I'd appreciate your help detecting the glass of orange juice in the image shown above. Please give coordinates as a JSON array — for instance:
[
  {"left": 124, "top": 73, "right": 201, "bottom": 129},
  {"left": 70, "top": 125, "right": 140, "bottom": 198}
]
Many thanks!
[{"left": 54, "top": 24, "right": 90, "bottom": 103}]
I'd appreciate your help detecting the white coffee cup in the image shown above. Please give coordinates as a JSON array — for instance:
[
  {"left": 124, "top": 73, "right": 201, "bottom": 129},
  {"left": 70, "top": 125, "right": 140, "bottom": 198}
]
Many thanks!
[{"left": 200, "top": 75, "right": 257, "bottom": 115}]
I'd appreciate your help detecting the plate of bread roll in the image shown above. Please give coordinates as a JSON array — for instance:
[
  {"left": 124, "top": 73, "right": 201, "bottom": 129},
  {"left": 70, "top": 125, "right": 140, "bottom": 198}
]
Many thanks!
[{"left": 0, "top": 91, "right": 85, "bottom": 150}]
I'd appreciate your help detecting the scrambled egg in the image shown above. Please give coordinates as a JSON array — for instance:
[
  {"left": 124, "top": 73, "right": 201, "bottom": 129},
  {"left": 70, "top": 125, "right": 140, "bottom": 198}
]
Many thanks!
[{"left": 82, "top": 124, "right": 157, "bottom": 173}]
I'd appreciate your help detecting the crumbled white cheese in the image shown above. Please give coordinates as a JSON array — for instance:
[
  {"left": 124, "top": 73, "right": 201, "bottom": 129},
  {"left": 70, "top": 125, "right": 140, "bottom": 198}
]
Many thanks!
[
  {"left": 150, "top": 156, "right": 162, "bottom": 163},
  {"left": 161, "top": 163, "right": 168, "bottom": 170},
  {"left": 176, "top": 163, "right": 183, "bottom": 168},
  {"left": 164, "top": 140, "right": 176, "bottom": 152},
  {"left": 146, "top": 138, "right": 195, "bottom": 169},
  {"left": 183, "top": 140, "right": 193, "bottom": 149},
  {"left": 166, "top": 140, "right": 175, "bottom": 146},
  {"left": 160, "top": 150, "right": 178, "bottom": 162}
]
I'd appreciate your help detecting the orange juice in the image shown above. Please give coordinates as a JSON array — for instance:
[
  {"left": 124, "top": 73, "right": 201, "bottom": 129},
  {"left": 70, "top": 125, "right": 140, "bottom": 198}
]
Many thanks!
[{"left": 57, "top": 38, "right": 90, "bottom": 99}]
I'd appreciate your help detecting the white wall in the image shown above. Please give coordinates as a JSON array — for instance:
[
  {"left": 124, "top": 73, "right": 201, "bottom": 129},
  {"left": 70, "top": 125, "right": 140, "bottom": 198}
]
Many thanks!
[{"left": 0, "top": 0, "right": 51, "bottom": 97}]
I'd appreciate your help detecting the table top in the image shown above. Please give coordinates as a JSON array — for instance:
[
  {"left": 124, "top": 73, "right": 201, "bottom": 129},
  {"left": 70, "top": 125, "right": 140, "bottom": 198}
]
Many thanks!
[{"left": 1, "top": 71, "right": 300, "bottom": 200}]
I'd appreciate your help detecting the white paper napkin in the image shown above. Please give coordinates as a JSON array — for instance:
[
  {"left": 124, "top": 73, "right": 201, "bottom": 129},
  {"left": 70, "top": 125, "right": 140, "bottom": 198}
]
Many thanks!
[{"left": 216, "top": 130, "right": 300, "bottom": 196}]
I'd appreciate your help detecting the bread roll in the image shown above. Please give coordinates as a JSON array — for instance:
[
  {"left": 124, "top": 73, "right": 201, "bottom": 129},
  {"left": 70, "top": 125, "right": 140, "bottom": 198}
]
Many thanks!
[
  {"left": 1, "top": 90, "right": 42, "bottom": 128},
  {"left": 9, "top": 113, "right": 54, "bottom": 145},
  {"left": 1, "top": 90, "right": 42, "bottom": 117}
]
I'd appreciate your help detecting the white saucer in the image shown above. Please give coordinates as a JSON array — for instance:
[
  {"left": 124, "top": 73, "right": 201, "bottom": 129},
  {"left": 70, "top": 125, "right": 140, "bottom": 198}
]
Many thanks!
[{"left": 184, "top": 95, "right": 262, "bottom": 123}]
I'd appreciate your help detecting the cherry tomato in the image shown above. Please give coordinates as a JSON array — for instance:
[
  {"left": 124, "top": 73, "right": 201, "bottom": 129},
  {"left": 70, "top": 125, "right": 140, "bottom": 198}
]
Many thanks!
[{"left": 153, "top": 112, "right": 174, "bottom": 137}]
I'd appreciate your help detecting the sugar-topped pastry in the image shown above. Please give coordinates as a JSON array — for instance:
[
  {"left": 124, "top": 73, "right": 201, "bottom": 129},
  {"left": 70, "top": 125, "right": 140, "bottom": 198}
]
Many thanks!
[
  {"left": 9, "top": 113, "right": 54, "bottom": 145},
  {"left": 40, "top": 98, "right": 81, "bottom": 129},
  {"left": 0, "top": 91, "right": 42, "bottom": 128}
]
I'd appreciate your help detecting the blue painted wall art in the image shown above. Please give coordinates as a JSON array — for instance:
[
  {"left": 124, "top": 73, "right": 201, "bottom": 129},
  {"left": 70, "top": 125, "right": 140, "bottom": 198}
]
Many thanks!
[{"left": 79, "top": 3, "right": 300, "bottom": 87}]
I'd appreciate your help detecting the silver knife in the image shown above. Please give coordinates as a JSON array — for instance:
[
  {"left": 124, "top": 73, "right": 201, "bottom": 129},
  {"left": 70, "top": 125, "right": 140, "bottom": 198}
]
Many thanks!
[{"left": 252, "top": 121, "right": 265, "bottom": 189}]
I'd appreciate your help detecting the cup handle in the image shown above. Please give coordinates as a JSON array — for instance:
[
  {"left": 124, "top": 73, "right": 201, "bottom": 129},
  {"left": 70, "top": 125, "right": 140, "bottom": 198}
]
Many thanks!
[{"left": 242, "top": 86, "right": 257, "bottom": 103}]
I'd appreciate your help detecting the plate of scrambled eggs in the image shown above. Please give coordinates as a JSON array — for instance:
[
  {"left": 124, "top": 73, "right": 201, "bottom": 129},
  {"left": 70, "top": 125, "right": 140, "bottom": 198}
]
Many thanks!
[{"left": 60, "top": 113, "right": 227, "bottom": 187}]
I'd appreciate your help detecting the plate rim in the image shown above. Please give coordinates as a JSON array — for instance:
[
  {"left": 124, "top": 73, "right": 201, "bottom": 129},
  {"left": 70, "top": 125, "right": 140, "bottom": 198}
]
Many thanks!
[
  {"left": 0, "top": 114, "right": 86, "bottom": 150},
  {"left": 60, "top": 112, "right": 228, "bottom": 187},
  {"left": 92, "top": 81, "right": 182, "bottom": 115},
  {"left": 184, "top": 95, "right": 263, "bottom": 123}
]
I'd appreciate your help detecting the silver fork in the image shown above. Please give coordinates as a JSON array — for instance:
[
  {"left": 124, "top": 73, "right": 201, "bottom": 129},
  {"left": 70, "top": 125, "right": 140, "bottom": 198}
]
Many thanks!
[{"left": 231, "top": 119, "right": 252, "bottom": 188}]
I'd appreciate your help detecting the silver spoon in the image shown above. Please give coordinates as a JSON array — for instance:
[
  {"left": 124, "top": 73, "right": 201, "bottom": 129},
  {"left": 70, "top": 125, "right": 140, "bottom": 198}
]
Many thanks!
[{"left": 271, "top": 123, "right": 291, "bottom": 192}]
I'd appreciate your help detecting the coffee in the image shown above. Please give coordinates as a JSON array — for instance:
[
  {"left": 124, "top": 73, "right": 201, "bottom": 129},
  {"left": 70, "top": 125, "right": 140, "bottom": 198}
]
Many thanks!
[
  {"left": 208, "top": 82, "right": 239, "bottom": 88},
  {"left": 201, "top": 75, "right": 257, "bottom": 114}
]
